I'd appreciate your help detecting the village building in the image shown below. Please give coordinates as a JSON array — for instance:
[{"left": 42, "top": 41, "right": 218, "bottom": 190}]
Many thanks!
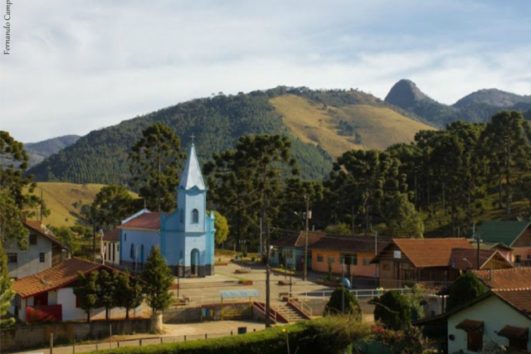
[
  {"left": 449, "top": 248, "right": 513, "bottom": 272},
  {"left": 372, "top": 238, "right": 474, "bottom": 288},
  {"left": 10, "top": 258, "right": 145, "bottom": 322},
  {"left": 6, "top": 220, "right": 69, "bottom": 279},
  {"left": 119, "top": 143, "right": 215, "bottom": 277},
  {"left": 478, "top": 220, "right": 531, "bottom": 266},
  {"left": 101, "top": 228, "right": 120, "bottom": 265},
  {"left": 309, "top": 235, "right": 389, "bottom": 279},
  {"left": 270, "top": 231, "right": 325, "bottom": 270}
]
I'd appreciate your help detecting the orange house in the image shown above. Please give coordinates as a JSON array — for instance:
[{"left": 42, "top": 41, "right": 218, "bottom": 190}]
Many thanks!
[{"left": 310, "top": 235, "right": 389, "bottom": 279}]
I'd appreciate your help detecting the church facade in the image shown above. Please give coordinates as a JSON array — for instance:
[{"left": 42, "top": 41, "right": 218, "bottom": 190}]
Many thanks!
[{"left": 118, "top": 143, "right": 215, "bottom": 277}]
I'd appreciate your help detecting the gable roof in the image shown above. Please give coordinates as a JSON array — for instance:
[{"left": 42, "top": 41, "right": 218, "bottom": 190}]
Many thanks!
[
  {"left": 272, "top": 231, "right": 326, "bottom": 248},
  {"left": 449, "top": 248, "right": 511, "bottom": 271},
  {"left": 24, "top": 220, "right": 65, "bottom": 249},
  {"left": 102, "top": 228, "right": 120, "bottom": 242},
  {"left": 477, "top": 220, "right": 530, "bottom": 247},
  {"left": 380, "top": 237, "right": 472, "bottom": 268},
  {"left": 179, "top": 143, "right": 206, "bottom": 191},
  {"left": 12, "top": 258, "right": 106, "bottom": 298},
  {"left": 472, "top": 267, "right": 531, "bottom": 290},
  {"left": 493, "top": 289, "right": 531, "bottom": 319},
  {"left": 310, "top": 235, "right": 390, "bottom": 254},
  {"left": 119, "top": 212, "right": 161, "bottom": 231}
]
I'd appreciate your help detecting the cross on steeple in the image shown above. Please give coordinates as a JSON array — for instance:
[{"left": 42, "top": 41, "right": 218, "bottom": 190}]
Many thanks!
[{"left": 190, "top": 133, "right": 195, "bottom": 145}]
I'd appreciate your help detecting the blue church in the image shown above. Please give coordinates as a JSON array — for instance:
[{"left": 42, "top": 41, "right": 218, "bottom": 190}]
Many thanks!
[{"left": 118, "top": 143, "right": 215, "bottom": 277}]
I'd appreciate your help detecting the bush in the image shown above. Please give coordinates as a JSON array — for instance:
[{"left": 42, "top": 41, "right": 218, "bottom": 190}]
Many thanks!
[
  {"left": 446, "top": 272, "right": 488, "bottom": 311},
  {"left": 374, "top": 290, "right": 416, "bottom": 330},
  {"left": 89, "top": 317, "right": 370, "bottom": 354},
  {"left": 324, "top": 287, "right": 362, "bottom": 320}
]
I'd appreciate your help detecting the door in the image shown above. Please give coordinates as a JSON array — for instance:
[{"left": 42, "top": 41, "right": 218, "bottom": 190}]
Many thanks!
[{"left": 191, "top": 249, "right": 200, "bottom": 276}]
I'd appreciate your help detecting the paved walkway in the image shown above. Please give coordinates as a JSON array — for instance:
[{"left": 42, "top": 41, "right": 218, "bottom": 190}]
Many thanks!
[{"left": 14, "top": 320, "right": 268, "bottom": 354}]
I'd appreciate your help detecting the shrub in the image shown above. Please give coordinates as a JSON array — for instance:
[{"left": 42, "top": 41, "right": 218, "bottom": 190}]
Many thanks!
[
  {"left": 374, "top": 290, "right": 415, "bottom": 330},
  {"left": 89, "top": 317, "right": 370, "bottom": 354},
  {"left": 324, "top": 287, "right": 362, "bottom": 320},
  {"left": 446, "top": 272, "right": 488, "bottom": 311}
]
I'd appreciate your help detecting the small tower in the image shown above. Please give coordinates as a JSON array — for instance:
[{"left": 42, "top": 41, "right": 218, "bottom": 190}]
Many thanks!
[{"left": 177, "top": 143, "right": 207, "bottom": 233}]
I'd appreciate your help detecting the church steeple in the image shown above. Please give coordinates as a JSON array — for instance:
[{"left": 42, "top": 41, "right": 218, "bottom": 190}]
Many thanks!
[{"left": 179, "top": 143, "right": 206, "bottom": 191}]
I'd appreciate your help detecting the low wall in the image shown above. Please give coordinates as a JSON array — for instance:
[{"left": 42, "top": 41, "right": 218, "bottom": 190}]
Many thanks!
[
  {"left": 164, "top": 302, "right": 253, "bottom": 323},
  {"left": 0, "top": 319, "right": 150, "bottom": 352}
]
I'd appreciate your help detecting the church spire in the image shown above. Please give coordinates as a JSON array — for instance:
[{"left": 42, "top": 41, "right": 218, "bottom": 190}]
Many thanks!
[{"left": 179, "top": 142, "right": 206, "bottom": 191}]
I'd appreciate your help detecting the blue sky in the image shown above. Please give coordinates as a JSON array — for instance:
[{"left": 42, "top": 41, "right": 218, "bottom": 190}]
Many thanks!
[{"left": 1, "top": 0, "right": 531, "bottom": 142}]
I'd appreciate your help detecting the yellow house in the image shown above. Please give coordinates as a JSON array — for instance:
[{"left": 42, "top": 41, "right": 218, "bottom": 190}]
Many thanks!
[{"left": 310, "top": 235, "right": 389, "bottom": 279}]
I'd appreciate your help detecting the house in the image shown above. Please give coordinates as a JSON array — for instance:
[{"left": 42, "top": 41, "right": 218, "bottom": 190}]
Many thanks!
[
  {"left": 449, "top": 248, "right": 513, "bottom": 272},
  {"left": 119, "top": 143, "right": 215, "bottom": 277},
  {"left": 5, "top": 220, "right": 68, "bottom": 279},
  {"left": 270, "top": 231, "right": 325, "bottom": 270},
  {"left": 101, "top": 228, "right": 120, "bottom": 265},
  {"left": 472, "top": 266, "right": 531, "bottom": 289},
  {"left": 372, "top": 238, "right": 473, "bottom": 288},
  {"left": 478, "top": 220, "right": 531, "bottom": 265},
  {"left": 11, "top": 258, "right": 144, "bottom": 322},
  {"left": 310, "top": 235, "right": 389, "bottom": 279}
]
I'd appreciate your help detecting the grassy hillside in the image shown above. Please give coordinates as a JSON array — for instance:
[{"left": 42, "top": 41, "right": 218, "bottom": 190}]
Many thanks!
[
  {"left": 271, "top": 95, "right": 435, "bottom": 157},
  {"left": 28, "top": 87, "right": 435, "bottom": 184},
  {"left": 25, "top": 182, "right": 137, "bottom": 228}
]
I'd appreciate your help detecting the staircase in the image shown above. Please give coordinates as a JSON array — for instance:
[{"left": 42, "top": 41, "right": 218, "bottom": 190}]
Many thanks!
[{"left": 275, "top": 302, "right": 309, "bottom": 323}]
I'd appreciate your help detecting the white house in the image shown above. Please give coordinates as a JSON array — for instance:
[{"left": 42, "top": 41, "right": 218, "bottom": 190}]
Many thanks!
[
  {"left": 11, "top": 258, "right": 146, "bottom": 322},
  {"left": 447, "top": 289, "right": 530, "bottom": 353}
]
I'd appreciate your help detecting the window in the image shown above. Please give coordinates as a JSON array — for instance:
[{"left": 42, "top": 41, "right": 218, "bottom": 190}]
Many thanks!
[
  {"left": 515, "top": 255, "right": 521, "bottom": 264},
  {"left": 29, "top": 233, "right": 37, "bottom": 245},
  {"left": 327, "top": 256, "right": 335, "bottom": 264},
  {"left": 130, "top": 244, "right": 135, "bottom": 260},
  {"left": 363, "top": 258, "right": 370, "bottom": 265},
  {"left": 341, "top": 254, "right": 358, "bottom": 266},
  {"left": 317, "top": 255, "right": 324, "bottom": 262},
  {"left": 124, "top": 233, "right": 127, "bottom": 241},
  {"left": 7, "top": 253, "right": 17, "bottom": 264},
  {"left": 39, "top": 253, "right": 45, "bottom": 263},
  {"left": 192, "top": 209, "right": 199, "bottom": 224}
]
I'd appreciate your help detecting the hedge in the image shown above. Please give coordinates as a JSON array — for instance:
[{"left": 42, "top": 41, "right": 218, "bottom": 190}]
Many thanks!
[{"left": 90, "top": 317, "right": 370, "bottom": 354}]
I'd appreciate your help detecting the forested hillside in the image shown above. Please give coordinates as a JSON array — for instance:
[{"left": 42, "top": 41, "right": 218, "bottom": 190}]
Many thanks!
[
  {"left": 27, "top": 87, "right": 431, "bottom": 183},
  {"left": 24, "top": 135, "right": 80, "bottom": 167}
]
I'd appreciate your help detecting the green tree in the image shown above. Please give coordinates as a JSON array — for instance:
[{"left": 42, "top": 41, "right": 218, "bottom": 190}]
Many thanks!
[
  {"left": 142, "top": 247, "right": 173, "bottom": 331},
  {"left": 324, "top": 287, "right": 362, "bottom": 320},
  {"left": 384, "top": 193, "right": 424, "bottom": 238},
  {"left": 96, "top": 269, "right": 116, "bottom": 321},
  {"left": 446, "top": 272, "right": 488, "bottom": 311},
  {"left": 480, "top": 111, "right": 530, "bottom": 216},
  {"left": 115, "top": 272, "right": 144, "bottom": 320},
  {"left": 374, "top": 290, "right": 417, "bottom": 330},
  {"left": 73, "top": 271, "right": 99, "bottom": 323},
  {"left": 324, "top": 223, "right": 351, "bottom": 235},
  {"left": 0, "top": 244, "right": 15, "bottom": 329},
  {"left": 277, "top": 178, "right": 323, "bottom": 231},
  {"left": 91, "top": 185, "right": 139, "bottom": 230},
  {"left": 48, "top": 226, "right": 80, "bottom": 254},
  {"left": 0, "top": 189, "right": 28, "bottom": 248},
  {"left": 129, "top": 123, "right": 185, "bottom": 212},
  {"left": 213, "top": 211, "right": 229, "bottom": 246}
]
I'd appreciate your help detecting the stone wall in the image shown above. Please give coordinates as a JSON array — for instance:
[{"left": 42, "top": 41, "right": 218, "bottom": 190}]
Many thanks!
[
  {"left": 163, "top": 302, "right": 253, "bottom": 323},
  {"left": 0, "top": 319, "right": 150, "bottom": 352}
]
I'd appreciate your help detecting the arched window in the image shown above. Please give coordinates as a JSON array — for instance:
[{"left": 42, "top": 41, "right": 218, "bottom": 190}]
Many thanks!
[
  {"left": 130, "top": 244, "right": 135, "bottom": 260},
  {"left": 192, "top": 209, "right": 199, "bottom": 224}
]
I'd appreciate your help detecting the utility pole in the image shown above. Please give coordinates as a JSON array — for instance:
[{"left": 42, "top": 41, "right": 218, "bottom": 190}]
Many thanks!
[
  {"left": 259, "top": 216, "right": 263, "bottom": 258},
  {"left": 303, "top": 194, "right": 310, "bottom": 281},
  {"left": 473, "top": 224, "right": 481, "bottom": 270}
]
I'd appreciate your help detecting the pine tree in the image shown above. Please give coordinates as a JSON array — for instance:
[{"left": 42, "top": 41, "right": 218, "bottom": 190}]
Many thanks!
[
  {"left": 141, "top": 247, "right": 173, "bottom": 332},
  {"left": 0, "top": 189, "right": 28, "bottom": 248},
  {"left": 324, "top": 287, "right": 361, "bottom": 320},
  {"left": 73, "top": 271, "right": 99, "bottom": 323},
  {"left": 384, "top": 193, "right": 424, "bottom": 238},
  {"left": 115, "top": 272, "right": 144, "bottom": 319},
  {"left": 0, "top": 244, "right": 15, "bottom": 329}
]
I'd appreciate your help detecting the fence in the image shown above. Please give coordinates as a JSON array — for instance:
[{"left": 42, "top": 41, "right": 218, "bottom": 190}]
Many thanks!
[
  {"left": 14, "top": 328, "right": 262, "bottom": 354},
  {"left": 298, "top": 287, "right": 416, "bottom": 300}
]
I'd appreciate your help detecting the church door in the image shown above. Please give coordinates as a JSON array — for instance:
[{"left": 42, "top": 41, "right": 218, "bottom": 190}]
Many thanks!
[{"left": 191, "top": 249, "right": 200, "bottom": 276}]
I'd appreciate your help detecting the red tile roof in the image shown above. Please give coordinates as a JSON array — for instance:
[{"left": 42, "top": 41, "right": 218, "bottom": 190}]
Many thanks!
[
  {"left": 473, "top": 267, "right": 531, "bottom": 290},
  {"left": 12, "top": 258, "right": 106, "bottom": 298},
  {"left": 272, "top": 231, "right": 326, "bottom": 248},
  {"left": 392, "top": 237, "right": 472, "bottom": 268},
  {"left": 120, "top": 212, "right": 161, "bottom": 230},
  {"left": 102, "top": 228, "right": 120, "bottom": 242},
  {"left": 493, "top": 289, "right": 531, "bottom": 319},
  {"left": 449, "top": 248, "right": 511, "bottom": 270},
  {"left": 24, "top": 220, "right": 64, "bottom": 248}
]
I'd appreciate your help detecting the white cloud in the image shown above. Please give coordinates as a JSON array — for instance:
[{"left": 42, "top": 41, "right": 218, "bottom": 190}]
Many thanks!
[{"left": 1, "top": 0, "right": 530, "bottom": 142}]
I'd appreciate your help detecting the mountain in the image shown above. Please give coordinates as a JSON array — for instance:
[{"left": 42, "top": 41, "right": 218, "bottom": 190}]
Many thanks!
[
  {"left": 27, "top": 87, "right": 434, "bottom": 184},
  {"left": 24, "top": 135, "right": 80, "bottom": 167},
  {"left": 385, "top": 79, "right": 531, "bottom": 127}
]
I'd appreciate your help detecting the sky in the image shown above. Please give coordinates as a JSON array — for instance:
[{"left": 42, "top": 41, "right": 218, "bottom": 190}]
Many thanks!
[{"left": 1, "top": 0, "right": 531, "bottom": 142}]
